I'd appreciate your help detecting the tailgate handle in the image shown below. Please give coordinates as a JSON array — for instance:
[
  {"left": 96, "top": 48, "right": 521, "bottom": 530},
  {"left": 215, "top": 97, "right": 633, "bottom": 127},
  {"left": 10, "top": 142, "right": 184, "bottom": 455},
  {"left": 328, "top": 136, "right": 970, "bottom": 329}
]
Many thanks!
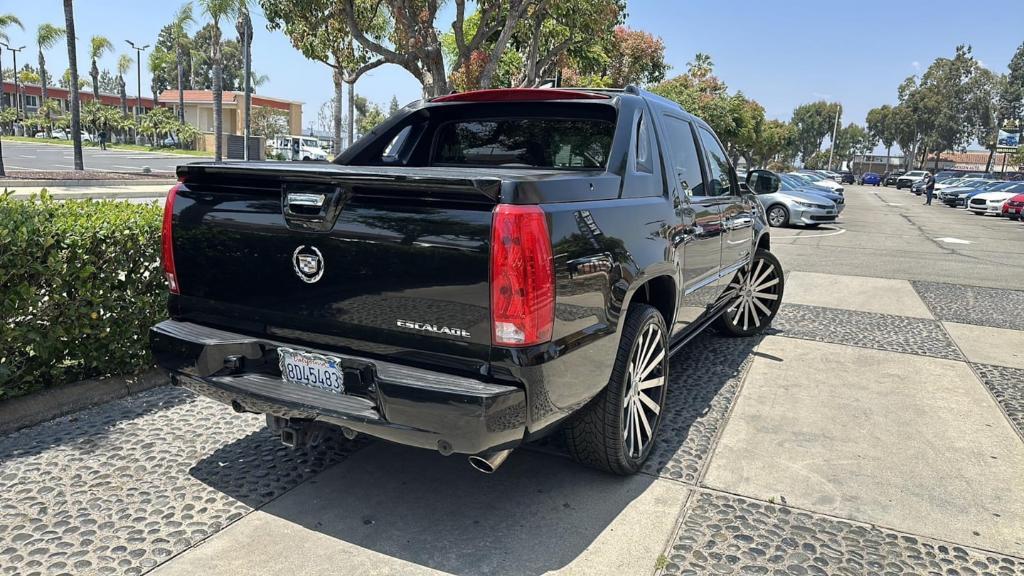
[{"left": 286, "top": 193, "right": 326, "bottom": 208}]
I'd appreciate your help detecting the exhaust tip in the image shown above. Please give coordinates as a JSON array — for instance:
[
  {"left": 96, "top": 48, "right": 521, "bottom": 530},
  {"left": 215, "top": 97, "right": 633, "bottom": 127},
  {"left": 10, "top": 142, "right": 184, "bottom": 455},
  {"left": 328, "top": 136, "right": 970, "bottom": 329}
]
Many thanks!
[{"left": 468, "top": 449, "right": 512, "bottom": 474}]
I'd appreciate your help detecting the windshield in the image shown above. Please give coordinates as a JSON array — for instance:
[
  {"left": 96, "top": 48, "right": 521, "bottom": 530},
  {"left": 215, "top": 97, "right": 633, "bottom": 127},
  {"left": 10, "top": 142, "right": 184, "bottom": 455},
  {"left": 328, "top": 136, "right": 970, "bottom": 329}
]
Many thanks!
[
  {"left": 433, "top": 118, "right": 615, "bottom": 168},
  {"left": 799, "top": 172, "right": 824, "bottom": 181},
  {"left": 302, "top": 139, "right": 320, "bottom": 148}
]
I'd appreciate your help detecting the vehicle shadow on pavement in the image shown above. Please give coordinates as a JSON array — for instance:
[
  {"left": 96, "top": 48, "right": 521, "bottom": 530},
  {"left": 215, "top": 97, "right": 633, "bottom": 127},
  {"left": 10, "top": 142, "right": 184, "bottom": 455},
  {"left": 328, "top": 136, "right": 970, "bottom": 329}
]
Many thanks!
[{"left": 189, "top": 439, "right": 663, "bottom": 575}]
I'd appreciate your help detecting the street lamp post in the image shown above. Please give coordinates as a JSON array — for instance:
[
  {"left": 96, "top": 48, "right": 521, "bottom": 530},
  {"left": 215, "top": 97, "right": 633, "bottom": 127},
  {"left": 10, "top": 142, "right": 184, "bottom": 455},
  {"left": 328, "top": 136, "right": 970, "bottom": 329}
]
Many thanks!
[
  {"left": 2, "top": 44, "right": 27, "bottom": 122},
  {"left": 125, "top": 40, "right": 149, "bottom": 144},
  {"left": 827, "top": 104, "right": 842, "bottom": 171}
]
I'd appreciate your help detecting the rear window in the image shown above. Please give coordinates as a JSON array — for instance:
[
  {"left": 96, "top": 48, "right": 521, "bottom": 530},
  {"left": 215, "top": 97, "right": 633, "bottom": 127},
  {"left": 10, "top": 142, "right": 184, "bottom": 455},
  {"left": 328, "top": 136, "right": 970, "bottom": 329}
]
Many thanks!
[{"left": 433, "top": 118, "right": 615, "bottom": 169}]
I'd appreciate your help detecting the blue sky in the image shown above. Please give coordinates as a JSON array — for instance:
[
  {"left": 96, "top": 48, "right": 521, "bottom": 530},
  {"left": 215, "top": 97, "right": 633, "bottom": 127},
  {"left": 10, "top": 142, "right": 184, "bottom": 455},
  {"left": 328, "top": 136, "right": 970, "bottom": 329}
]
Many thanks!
[{"left": 5, "top": 0, "right": 1023, "bottom": 149}]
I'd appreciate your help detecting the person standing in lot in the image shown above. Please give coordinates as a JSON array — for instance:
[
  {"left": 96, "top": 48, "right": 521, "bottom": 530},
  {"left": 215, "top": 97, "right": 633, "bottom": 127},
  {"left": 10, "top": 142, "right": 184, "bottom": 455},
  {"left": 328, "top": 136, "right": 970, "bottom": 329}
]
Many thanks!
[
  {"left": 98, "top": 127, "right": 107, "bottom": 151},
  {"left": 923, "top": 172, "right": 935, "bottom": 205}
]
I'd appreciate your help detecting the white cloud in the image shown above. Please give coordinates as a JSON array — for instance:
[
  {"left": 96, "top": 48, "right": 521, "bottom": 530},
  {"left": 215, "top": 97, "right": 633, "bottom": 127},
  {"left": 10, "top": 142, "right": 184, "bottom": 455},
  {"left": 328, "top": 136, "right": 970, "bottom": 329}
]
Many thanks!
[{"left": 911, "top": 61, "right": 921, "bottom": 71}]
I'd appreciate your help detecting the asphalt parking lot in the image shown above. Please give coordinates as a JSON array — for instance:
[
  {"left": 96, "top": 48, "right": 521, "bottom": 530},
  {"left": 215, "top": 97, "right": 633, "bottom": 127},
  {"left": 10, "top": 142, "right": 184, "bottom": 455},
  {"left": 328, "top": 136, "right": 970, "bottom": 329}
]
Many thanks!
[
  {"left": 1, "top": 184, "right": 1023, "bottom": 575},
  {"left": 2, "top": 140, "right": 212, "bottom": 175}
]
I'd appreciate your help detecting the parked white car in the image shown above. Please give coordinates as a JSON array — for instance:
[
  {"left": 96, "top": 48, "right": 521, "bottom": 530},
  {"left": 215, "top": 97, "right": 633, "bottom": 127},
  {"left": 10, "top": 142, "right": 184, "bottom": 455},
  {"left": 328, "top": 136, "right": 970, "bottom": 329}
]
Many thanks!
[
  {"left": 789, "top": 172, "right": 845, "bottom": 194},
  {"left": 967, "top": 190, "right": 1020, "bottom": 215},
  {"left": 34, "top": 129, "right": 92, "bottom": 142}
]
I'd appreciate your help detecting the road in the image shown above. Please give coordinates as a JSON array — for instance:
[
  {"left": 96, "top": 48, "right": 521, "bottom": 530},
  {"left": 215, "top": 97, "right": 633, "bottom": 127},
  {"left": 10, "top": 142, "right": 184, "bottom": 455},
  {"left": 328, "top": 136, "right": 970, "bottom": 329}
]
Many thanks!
[
  {"left": 2, "top": 139, "right": 212, "bottom": 174},
  {"left": 2, "top": 183, "right": 1023, "bottom": 576},
  {"left": 774, "top": 183, "right": 1024, "bottom": 289}
]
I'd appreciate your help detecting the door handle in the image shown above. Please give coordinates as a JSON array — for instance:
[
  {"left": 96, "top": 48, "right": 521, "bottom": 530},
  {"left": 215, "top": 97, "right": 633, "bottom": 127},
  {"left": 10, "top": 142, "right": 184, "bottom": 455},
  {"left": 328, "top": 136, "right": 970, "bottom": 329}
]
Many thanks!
[{"left": 285, "top": 193, "right": 326, "bottom": 208}]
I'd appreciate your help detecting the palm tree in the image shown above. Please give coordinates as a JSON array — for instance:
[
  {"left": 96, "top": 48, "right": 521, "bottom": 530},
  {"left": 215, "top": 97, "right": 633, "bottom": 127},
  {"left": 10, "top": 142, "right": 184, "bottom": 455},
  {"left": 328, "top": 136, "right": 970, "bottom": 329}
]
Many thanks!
[
  {"left": 198, "top": 0, "right": 238, "bottom": 162},
  {"left": 88, "top": 35, "right": 113, "bottom": 103},
  {"left": 170, "top": 3, "right": 194, "bottom": 124},
  {"left": 63, "top": 0, "right": 84, "bottom": 170},
  {"left": 36, "top": 23, "right": 67, "bottom": 135},
  {"left": 117, "top": 53, "right": 132, "bottom": 116},
  {"left": 0, "top": 13, "right": 24, "bottom": 118},
  {"left": 235, "top": 0, "right": 253, "bottom": 160}
]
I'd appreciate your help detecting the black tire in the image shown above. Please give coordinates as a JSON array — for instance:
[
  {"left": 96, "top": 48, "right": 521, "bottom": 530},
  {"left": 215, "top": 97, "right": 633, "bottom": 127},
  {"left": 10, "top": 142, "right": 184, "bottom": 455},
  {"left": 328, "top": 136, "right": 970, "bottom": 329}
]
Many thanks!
[
  {"left": 714, "top": 249, "right": 785, "bottom": 337},
  {"left": 766, "top": 204, "right": 789, "bottom": 228},
  {"left": 564, "top": 304, "right": 669, "bottom": 475}
]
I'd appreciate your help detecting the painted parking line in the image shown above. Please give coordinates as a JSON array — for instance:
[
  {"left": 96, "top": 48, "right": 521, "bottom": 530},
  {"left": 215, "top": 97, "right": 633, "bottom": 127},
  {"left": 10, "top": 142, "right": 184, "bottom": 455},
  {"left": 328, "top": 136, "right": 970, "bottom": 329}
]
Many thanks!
[
  {"left": 772, "top": 228, "right": 848, "bottom": 239},
  {"left": 18, "top": 155, "right": 37, "bottom": 158},
  {"left": 935, "top": 237, "right": 972, "bottom": 244}
]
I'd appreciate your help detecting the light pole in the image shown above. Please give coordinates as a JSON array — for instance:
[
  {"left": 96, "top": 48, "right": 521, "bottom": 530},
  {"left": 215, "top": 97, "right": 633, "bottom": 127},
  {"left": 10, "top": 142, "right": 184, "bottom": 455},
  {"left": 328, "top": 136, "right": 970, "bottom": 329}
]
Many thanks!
[
  {"left": 125, "top": 40, "right": 149, "bottom": 143},
  {"left": 827, "top": 103, "right": 842, "bottom": 171},
  {"left": 2, "top": 44, "right": 26, "bottom": 121}
]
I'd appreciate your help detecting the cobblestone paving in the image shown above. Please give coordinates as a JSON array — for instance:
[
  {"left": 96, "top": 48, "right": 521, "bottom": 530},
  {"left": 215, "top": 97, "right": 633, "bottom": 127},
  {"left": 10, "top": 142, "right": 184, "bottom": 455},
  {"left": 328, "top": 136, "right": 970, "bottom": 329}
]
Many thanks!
[
  {"left": 913, "top": 281, "right": 1024, "bottom": 331},
  {"left": 771, "top": 303, "right": 964, "bottom": 360},
  {"left": 659, "top": 491, "right": 1024, "bottom": 576},
  {"left": 0, "top": 386, "right": 357, "bottom": 576},
  {"left": 642, "top": 331, "right": 758, "bottom": 483},
  {"left": 973, "top": 363, "right": 1024, "bottom": 438}
]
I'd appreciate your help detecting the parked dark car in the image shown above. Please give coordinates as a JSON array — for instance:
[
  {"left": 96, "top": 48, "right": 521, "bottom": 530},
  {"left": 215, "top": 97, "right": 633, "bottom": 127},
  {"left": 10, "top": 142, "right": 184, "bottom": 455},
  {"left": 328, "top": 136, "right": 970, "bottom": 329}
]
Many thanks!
[
  {"left": 149, "top": 87, "right": 784, "bottom": 476},
  {"left": 838, "top": 171, "right": 855, "bottom": 184},
  {"left": 860, "top": 172, "right": 881, "bottom": 186},
  {"left": 883, "top": 170, "right": 905, "bottom": 186}
]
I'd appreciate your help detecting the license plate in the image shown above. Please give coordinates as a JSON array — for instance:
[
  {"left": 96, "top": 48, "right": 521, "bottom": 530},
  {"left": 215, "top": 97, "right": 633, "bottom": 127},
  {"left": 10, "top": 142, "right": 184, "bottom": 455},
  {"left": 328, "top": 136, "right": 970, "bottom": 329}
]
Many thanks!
[{"left": 278, "top": 348, "right": 344, "bottom": 394}]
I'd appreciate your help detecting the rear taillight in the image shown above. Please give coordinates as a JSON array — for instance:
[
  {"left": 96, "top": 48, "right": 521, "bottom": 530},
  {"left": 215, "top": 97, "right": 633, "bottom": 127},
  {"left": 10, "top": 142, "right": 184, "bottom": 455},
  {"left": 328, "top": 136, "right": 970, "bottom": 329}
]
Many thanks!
[
  {"left": 490, "top": 204, "right": 554, "bottom": 347},
  {"left": 162, "top": 183, "right": 180, "bottom": 294}
]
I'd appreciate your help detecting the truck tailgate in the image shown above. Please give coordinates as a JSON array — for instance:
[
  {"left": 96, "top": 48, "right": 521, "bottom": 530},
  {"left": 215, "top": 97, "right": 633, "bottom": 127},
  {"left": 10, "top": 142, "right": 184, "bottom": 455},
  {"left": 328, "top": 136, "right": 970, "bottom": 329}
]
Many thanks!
[{"left": 170, "top": 164, "right": 499, "bottom": 364}]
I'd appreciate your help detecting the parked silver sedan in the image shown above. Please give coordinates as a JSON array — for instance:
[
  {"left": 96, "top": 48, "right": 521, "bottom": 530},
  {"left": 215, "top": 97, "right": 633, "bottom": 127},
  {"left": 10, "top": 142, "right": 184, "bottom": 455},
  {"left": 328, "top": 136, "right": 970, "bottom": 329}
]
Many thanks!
[{"left": 746, "top": 169, "right": 839, "bottom": 227}]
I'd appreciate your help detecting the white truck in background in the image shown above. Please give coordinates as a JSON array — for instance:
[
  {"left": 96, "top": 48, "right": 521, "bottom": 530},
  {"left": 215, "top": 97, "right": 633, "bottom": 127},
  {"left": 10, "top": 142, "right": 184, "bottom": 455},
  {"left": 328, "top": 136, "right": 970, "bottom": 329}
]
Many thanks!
[{"left": 271, "top": 135, "right": 330, "bottom": 161}]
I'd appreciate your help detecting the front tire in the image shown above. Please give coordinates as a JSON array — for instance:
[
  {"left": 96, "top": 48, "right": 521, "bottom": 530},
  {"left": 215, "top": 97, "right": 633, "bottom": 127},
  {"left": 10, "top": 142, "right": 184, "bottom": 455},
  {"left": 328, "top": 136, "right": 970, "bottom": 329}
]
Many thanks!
[
  {"left": 564, "top": 304, "right": 669, "bottom": 475},
  {"left": 767, "top": 205, "right": 789, "bottom": 227},
  {"left": 714, "top": 249, "right": 785, "bottom": 337}
]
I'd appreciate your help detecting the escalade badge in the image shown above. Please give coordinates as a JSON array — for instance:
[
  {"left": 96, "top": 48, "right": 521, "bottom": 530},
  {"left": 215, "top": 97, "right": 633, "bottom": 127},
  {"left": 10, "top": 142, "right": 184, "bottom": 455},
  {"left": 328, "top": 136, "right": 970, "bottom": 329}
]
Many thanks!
[{"left": 292, "top": 245, "right": 324, "bottom": 283}]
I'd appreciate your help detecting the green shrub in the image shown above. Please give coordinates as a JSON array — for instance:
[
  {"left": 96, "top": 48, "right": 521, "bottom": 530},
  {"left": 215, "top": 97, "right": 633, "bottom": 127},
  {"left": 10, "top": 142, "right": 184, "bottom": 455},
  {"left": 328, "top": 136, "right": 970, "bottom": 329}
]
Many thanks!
[{"left": 0, "top": 191, "right": 165, "bottom": 399}]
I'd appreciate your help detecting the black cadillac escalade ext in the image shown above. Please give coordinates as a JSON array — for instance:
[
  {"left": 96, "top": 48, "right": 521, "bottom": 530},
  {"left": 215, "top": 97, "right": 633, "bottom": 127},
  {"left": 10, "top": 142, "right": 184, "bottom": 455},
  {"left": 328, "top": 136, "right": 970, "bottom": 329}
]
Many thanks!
[{"left": 150, "top": 86, "right": 784, "bottom": 475}]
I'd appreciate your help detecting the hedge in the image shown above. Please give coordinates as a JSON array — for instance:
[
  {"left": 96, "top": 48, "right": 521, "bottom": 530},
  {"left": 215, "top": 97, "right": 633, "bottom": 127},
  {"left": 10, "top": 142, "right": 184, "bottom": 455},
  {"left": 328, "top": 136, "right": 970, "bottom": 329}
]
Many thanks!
[{"left": 0, "top": 190, "right": 166, "bottom": 400}]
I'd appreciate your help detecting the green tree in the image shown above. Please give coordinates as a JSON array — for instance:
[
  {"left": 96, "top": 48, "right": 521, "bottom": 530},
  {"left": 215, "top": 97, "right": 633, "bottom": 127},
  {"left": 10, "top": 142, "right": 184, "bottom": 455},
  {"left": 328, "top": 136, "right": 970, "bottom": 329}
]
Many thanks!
[
  {"left": 59, "top": 68, "right": 89, "bottom": 90},
  {"left": 388, "top": 95, "right": 399, "bottom": 116},
  {"left": 353, "top": 94, "right": 386, "bottom": 137},
  {"left": 191, "top": 22, "right": 243, "bottom": 90},
  {"left": 749, "top": 119, "right": 795, "bottom": 169},
  {"left": 170, "top": 3, "right": 195, "bottom": 124},
  {"left": 94, "top": 68, "right": 118, "bottom": 94},
  {"left": 88, "top": 36, "right": 113, "bottom": 102},
  {"left": 198, "top": 0, "right": 239, "bottom": 161},
  {"left": 865, "top": 104, "right": 897, "bottom": 168},
  {"left": 249, "top": 105, "right": 289, "bottom": 140},
  {"left": 790, "top": 101, "right": 840, "bottom": 164},
  {"left": 831, "top": 123, "right": 874, "bottom": 170},
  {"left": 36, "top": 23, "right": 67, "bottom": 136},
  {"left": 148, "top": 48, "right": 175, "bottom": 109}
]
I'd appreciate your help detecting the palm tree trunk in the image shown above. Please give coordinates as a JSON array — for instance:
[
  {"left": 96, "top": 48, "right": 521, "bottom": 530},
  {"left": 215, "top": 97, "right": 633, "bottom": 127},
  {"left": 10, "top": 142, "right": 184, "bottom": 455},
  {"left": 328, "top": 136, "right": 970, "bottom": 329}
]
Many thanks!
[
  {"left": 176, "top": 47, "right": 185, "bottom": 125},
  {"left": 39, "top": 52, "right": 50, "bottom": 137},
  {"left": 212, "top": 24, "right": 223, "bottom": 162},
  {"left": 240, "top": 11, "right": 252, "bottom": 161},
  {"left": 118, "top": 76, "right": 127, "bottom": 115},
  {"left": 91, "top": 59, "right": 100, "bottom": 102},
  {"left": 64, "top": 0, "right": 84, "bottom": 170},
  {"left": 0, "top": 46, "right": 5, "bottom": 117}
]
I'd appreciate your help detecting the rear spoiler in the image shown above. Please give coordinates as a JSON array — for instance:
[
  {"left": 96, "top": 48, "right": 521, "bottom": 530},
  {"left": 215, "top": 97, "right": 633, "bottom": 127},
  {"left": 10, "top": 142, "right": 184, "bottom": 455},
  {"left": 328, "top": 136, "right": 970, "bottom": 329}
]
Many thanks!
[{"left": 177, "top": 162, "right": 503, "bottom": 203}]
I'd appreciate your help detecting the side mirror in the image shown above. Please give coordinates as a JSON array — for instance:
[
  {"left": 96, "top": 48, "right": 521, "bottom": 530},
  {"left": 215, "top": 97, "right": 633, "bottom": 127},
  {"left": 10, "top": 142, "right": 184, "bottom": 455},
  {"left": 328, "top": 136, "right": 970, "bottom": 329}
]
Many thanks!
[
  {"left": 747, "top": 170, "right": 780, "bottom": 194},
  {"left": 739, "top": 182, "right": 752, "bottom": 194}
]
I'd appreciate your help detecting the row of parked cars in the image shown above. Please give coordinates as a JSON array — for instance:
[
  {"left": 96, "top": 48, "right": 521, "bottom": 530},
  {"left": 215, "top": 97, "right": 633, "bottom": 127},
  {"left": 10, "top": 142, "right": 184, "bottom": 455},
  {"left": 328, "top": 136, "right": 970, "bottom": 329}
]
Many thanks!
[
  {"left": 886, "top": 171, "right": 1024, "bottom": 219},
  {"left": 738, "top": 169, "right": 847, "bottom": 228}
]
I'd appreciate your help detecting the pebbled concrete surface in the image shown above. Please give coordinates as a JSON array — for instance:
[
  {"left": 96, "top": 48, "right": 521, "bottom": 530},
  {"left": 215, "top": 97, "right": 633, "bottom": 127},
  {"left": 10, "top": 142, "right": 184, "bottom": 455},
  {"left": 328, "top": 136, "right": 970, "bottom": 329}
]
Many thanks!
[
  {"left": 703, "top": 336, "right": 1024, "bottom": 556},
  {"left": 659, "top": 491, "right": 1024, "bottom": 576}
]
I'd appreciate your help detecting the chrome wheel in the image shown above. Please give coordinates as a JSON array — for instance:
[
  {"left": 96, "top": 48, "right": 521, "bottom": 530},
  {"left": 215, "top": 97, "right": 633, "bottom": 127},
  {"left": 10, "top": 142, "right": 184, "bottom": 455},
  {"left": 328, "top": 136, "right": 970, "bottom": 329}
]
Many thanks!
[
  {"left": 716, "top": 250, "right": 784, "bottom": 337},
  {"left": 767, "top": 206, "right": 788, "bottom": 227},
  {"left": 622, "top": 323, "right": 666, "bottom": 459}
]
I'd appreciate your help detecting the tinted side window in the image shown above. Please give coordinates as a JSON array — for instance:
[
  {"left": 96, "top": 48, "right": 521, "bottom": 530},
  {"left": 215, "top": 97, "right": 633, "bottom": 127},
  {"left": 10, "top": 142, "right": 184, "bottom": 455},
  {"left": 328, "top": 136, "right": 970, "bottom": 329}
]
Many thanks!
[
  {"left": 635, "top": 114, "right": 653, "bottom": 174},
  {"left": 698, "top": 127, "right": 734, "bottom": 197},
  {"left": 660, "top": 116, "right": 705, "bottom": 197}
]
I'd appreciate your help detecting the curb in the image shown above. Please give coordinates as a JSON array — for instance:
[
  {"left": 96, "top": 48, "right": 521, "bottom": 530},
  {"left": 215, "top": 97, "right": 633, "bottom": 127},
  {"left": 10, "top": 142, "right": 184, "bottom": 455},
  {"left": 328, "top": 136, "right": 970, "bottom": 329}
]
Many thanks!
[
  {"left": 2, "top": 179, "right": 175, "bottom": 188},
  {"left": 0, "top": 368, "right": 168, "bottom": 435}
]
